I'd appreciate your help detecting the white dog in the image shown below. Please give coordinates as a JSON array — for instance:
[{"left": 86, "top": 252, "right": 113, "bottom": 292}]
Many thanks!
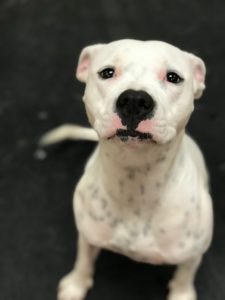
[{"left": 41, "top": 39, "right": 213, "bottom": 300}]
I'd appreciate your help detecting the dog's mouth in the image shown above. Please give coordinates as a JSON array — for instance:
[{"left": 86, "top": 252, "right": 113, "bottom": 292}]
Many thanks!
[{"left": 109, "top": 129, "right": 153, "bottom": 142}]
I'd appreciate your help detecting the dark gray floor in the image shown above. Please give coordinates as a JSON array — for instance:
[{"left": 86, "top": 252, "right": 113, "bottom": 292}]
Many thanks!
[{"left": 1, "top": 0, "right": 225, "bottom": 299}]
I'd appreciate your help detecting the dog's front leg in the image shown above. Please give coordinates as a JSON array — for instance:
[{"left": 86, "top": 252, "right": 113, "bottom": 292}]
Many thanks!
[
  {"left": 168, "top": 256, "right": 202, "bottom": 300},
  {"left": 57, "top": 234, "right": 100, "bottom": 300}
]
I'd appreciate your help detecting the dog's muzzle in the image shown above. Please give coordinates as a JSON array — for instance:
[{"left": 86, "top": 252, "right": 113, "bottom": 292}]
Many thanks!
[
  {"left": 116, "top": 129, "right": 152, "bottom": 142},
  {"left": 116, "top": 89, "right": 155, "bottom": 130}
]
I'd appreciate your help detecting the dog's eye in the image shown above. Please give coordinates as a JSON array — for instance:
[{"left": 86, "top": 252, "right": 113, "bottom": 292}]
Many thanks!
[
  {"left": 166, "top": 72, "right": 184, "bottom": 84},
  {"left": 98, "top": 68, "right": 115, "bottom": 79}
]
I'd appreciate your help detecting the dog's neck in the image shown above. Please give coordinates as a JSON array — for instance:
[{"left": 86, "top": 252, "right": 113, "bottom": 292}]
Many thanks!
[{"left": 98, "top": 130, "right": 185, "bottom": 189}]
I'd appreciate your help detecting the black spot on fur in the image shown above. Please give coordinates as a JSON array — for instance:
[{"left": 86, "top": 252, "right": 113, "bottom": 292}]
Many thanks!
[
  {"left": 160, "top": 228, "right": 166, "bottom": 234},
  {"left": 91, "top": 187, "right": 99, "bottom": 198},
  {"left": 119, "top": 180, "right": 124, "bottom": 193},
  {"left": 140, "top": 184, "right": 145, "bottom": 195},
  {"left": 156, "top": 156, "right": 166, "bottom": 163},
  {"left": 88, "top": 210, "right": 104, "bottom": 222},
  {"left": 125, "top": 167, "right": 136, "bottom": 180},
  {"left": 146, "top": 163, "right": 151, "bottom": 171},
  {"left": 101, "top": 198, "right": 108, "bottom": 209},
  {"left": 134, "top": 209, "right": 141, "bottom": 216},
  {"left": 128, "top": 196, "right": 134, "bottom": 203},
  {"left": 110, "top": 218, "right": 120, "bottom": 227}
]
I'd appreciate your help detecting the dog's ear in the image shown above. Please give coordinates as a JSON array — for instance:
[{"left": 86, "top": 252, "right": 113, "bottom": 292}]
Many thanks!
[
  {"left": 185, "top": 52, "right": 206, "bottom": 100},
  {"left": 76, "top": 44, "right": 104, "bottom": 83}
]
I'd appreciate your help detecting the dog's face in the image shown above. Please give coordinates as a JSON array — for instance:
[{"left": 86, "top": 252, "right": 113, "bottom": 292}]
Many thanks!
[{"left": 76, "top": 39, "right": 206, "bottom": 145}]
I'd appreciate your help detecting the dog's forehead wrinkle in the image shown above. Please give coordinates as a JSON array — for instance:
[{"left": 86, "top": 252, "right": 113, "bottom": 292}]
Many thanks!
[
  {"left": 93, "top": 40, "right": 187, "bottom": 70},
  {"left": 107, "top": 39, "right": 183, "bottom": 54}
]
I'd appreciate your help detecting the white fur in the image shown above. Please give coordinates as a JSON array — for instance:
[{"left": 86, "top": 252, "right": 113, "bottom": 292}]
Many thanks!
[
  {"left": 43, "top": 40, "right": 213, "bottom": 300},
  {"left": 39, "top": 124, "right": 98, "bottom": 146}
]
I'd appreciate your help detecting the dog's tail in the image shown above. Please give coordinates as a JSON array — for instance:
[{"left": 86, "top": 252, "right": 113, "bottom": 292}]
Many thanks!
[{"left": 39, "top": 124, "right": 99, "bottom": 146}]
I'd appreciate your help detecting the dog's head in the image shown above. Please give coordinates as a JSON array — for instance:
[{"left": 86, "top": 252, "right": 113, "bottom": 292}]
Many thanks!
[{"left": 76, "top": 39, "right": 206, "bottom": 145}]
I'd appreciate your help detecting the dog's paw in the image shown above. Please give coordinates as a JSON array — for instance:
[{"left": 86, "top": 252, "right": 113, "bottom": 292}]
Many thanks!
[
  {"left": 167, "top": 287, "right": 197, "bottom": 300},
  {"left": 57, "top": 272, "right": 93, "bottom": 300}
]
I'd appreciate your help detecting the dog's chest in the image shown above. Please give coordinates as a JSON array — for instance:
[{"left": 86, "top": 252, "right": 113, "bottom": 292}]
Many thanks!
[{"left": 75, "top": 174, "right": 203, "bottom": 265}]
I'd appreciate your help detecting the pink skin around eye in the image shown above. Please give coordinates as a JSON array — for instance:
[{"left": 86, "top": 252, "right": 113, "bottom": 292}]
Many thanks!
[
  {"left": 158, "top": 69, "right": 166, "bottom": 81},
  {"left": 114, "top": 67, "right": 122, "bottom": 78}
]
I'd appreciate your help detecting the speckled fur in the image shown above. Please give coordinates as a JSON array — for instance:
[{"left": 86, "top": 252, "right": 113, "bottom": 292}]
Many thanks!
[
  {"left": 74, "top": 135, "right": 212, "bottom": 266},
  {"left": 54, "top": 40, "right": 213, "bottom": 300}
]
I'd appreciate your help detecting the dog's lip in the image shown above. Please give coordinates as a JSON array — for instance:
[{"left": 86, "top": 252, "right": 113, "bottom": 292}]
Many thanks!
[{"left": 108, "top": 129, "right": 154, "bottom": 142}]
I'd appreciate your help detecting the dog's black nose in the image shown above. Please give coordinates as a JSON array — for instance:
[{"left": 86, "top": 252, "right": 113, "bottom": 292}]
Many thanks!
[{"left": 116, "top": 89, "right": 155, "bottom": 129}]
